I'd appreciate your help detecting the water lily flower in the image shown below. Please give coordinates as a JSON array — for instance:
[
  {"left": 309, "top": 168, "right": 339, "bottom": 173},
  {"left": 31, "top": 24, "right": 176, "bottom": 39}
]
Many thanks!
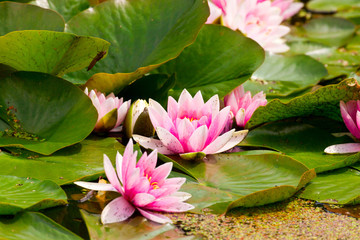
[
  {"left": 85, "top": 88, "right": 130, "bottom": 132},
  {"left": 133, "top": 89, "right": 248, "bottom": 160},
  {"left": 224, "top": 85, "right": 267, "bottom": 128},
  {"left": 75, "top": 140, "right": 194, "bottom": 224},
  {"left": 325, "top": 100, "right": 360, "bottom": 154},
  {"left": 207, "top": 0, "right": 296, "bottom": 53}
]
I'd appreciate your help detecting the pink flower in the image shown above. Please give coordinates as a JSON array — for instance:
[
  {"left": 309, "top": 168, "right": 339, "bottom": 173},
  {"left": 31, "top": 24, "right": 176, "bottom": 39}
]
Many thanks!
[
  {"left": 133, "top": 89, "right": 248, "bottom": 159},
  {"left": 85, "top": 88, "right": 130, "bottom": 132},
  {"left": 224, "top": 85, "right": 267, "bottom": 128},
  {"left": 325, "top": 101, "right": 360, "bottom": 154},
  {"left": 207, "top": 0, "right": 298, "bottom": 53},
  {"left": 74, "top": 140, "right": 193, "bottom": 224}
]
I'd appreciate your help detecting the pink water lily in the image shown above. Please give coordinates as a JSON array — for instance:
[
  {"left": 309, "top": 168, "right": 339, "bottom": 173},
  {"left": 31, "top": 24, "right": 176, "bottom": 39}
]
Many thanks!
[
  {"left": 324, "top": 100, "right": 360, "bottom": 154},
  {"left": 224, "top": 85, "right": 267, "bottom": 128},
  {"left": 85, "top": 88, "right": 130, "bottom": 132},
  {"left": 133, "top": 89, "right": 248, "bottom": 159},
  {"left": 206, "top": 0, "right": 301, "bottom": 53},
  {"left": 74, "top": 140, "right": 193, "bottom": 224}
]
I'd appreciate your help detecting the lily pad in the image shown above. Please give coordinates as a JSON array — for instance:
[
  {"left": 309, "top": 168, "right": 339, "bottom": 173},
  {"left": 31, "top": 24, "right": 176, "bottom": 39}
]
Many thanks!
[
  {"left": 242, "top": 120, "right": 360, "bottom": 173},
  {"left": 0, "top": 175, "right": 67, "bottom": 215},
  {"left": 34, "top": 0, "right": 90, "bottom": 22},
  {"left": 307, "top": 0, "right": 360, "bottom": 12},
  {"left": 0, "top": 71, "right": 97, "bottom": 155},
  {"left": 0, "top": 212, "right": 82, "bottom": 240},
  {"left": 65, "top": 0, "right": 209, "bottom": 93},
  {"left": 0, "top": 2, "right": 64, "bottom": 35},
  {"left": 299, "top": 168, "right": 360, "bottom": 205},
  {"left": 246, "top": 78, "right": 360, "bottom": 128},
  {"left": 0, "top": 30, "right": 110, "bottom": 76},
  {"left": 156, "top": 25, "right": 264, "bottom": 100},
  {"left": 159, "top": 152, "right": 315, "bottom": 213},
  {"left": 80, "top": 210, "right": 194, "bottom": 240},
  {"left": 243, "top": 54, "right": 327, "bottom": 97},
  {"left": 303, "top": 17, "right": 356, "bottom": 47},
  {"left": 0, "top": 137, "right": 124, "bottom": 185}
]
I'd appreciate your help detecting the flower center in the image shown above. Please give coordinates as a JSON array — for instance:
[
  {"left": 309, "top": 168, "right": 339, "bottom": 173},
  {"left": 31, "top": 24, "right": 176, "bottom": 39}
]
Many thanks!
[
  {"left": 184, "top": 116, "right": 198, "bottom": 122},
  {"left": 146, "top": 174, "right": 159, "bottom": 190}
]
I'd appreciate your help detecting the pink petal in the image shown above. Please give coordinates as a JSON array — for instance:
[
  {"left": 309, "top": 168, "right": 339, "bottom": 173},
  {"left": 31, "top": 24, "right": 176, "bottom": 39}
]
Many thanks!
[
  {"left": 202, "top": 129, "right": 235, "bottom": 154},
  {"left": 213, "top": 130, "right": 248, "bottom": 153},
  {"left": 188, "top": 125, "right": 208, "bottom": 152},
  {"left": 137, "top": 208, "right": 172, "bottom": 224},
  {"left": 101, "top": 196, "right": 135, "bottom": 224},
  {"left": 235, "top": 108, "right": 246, "bottom": 127},
  {"left": 177, "top": 118, "right": 195, "bottom": 151},
  {"left": 204, "top": 94, "right": 220, "bottom": 117},
  {"left": 133, "top": 193, "right": 156, "bottom": 207},
  {"left": 341, "top": 101, "right": 360, "bottom": 139},
  {"left": 74, "top": 181, "right": 118, "bottom": 192},
  {"left": 146, "top": 198, "right": 194, "bottom": 212},
  {"left": 103, "top": 154, "right": 123, "bottom": 194},
  {"left": 206, "top": 1, "right": 223, "bottom": 24},
  {"left": 156, "top": 127, "right": 185, "bottom": 153},
  {"left": 148, "top": 99, "right": 174, "bottom": 131},
  {"left": 114, "top": 99, "right": 130, "bottom": 128},
  {"left": 115, "top": 151, "right": 123, "bottom": 183},
  {"left": 324, "top": 143, "right": 360, "bottom": 154},
  {"left": 132, "top": 135, "right": 175, "bottom": 155},
  {"left": 151, "top": 162, "right": 173, "bottom": 184},
  {"left": 206, "top": 107, "right": 231, "bottom": 144},
  {"left": 167, "top": 97, "right": 179, "bottom": 121},
  {"left": 168, "top": 192, "right": 192, "bottom": 201}
]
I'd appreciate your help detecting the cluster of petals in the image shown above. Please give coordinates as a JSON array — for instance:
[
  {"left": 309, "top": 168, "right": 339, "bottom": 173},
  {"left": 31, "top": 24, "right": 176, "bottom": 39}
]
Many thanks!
[
  {"left": 85, "top": 88, "right": 130, "bottom": 132},
  {"left": 133, "top": 89, "right": 248, "bottom": 157},
  {"left": 207, "top": 0, "right": 303, "bottom": 53},
  {"left": 224, "top": 85, "right": 267, "bottom": 128},
  {"left": 75, "top": 140, "right": 194, "bottom": 224},
  {"left": 325, "top": 100, "right": 360, "bottom": 154}
]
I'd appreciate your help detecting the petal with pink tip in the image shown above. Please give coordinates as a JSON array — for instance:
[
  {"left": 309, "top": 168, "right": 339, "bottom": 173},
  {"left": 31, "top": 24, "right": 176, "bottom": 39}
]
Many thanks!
[
  {"left": 103, "top": 154, "right": 123, "bottom": 194},
  {"left": 188, "top": 125, "right": 208, "bottom": 152},
  {"left": 167, "top": 97, "right": 179, "bottom": 121},
  {"left": 101, "top": 197, "right": 135, "bottom": 224},
  {"left": 202, "top": 129, "right": 234, "bottom": 154},
  {"left": 341, "top": 102, "right": 360, "bottom": 139},
  {"left": 235, "top": 108, "right": 246, "bottom": 127},
  {"left": 133, "top": 193, "right": 156, "bottom": 207},
  {"left": 204, "top": 94, "right": 220, "bottom": 116},
  {"left": 168, "top": 191, "right": 192, "bottom": 201},
  {"left": 146, "top": 199, "right": 194, "bottom": 212},
  {"left": 149, "top": 99, "right": 174, "bottom": 131},
  {"left": 156, "top": 127, "right": 184, "bottom": 153},
  {"left": 137, "top": 208, "right": 172, "bottom": 224},
  {"left": 206, "top": 107, "right": 231, "bottom": 144},
  {"left": 74, "top": 181, "right": 118, "bottom": 192},
  {"left": 132, "top": 135, "right": 175, "bottom": 155},
  {"left": 324, "top": 143, "right": 360, "bottom": 154},
  {"left": 115, "top": 151, "right": 123, "bottom": 183},
  {"left": 213, "top": 130, "right": 248, "bottom": 154}
]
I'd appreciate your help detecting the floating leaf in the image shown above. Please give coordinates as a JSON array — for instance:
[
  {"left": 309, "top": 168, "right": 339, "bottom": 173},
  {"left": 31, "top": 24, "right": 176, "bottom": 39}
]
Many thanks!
[
  {"left": 0, "top": 137, "right": 123, "bottom": 185},
  {"left": 34, "top": 0, "right": 90, "bottom": 22},
  {"left": 159, "top": 152, "right": 315, "bottom": 213},
  {"left": 299, "top": 168, "right": 360, "bottom": 205},
  {"left": 246, "top": 78, "right": 360, "bottom": 128},
  {"left": 0, "top": 175, "right": 67, "bottom": 215},
  {"left": 65, "top": 0, "right": 209, "bottom": 93},
  {"left": 156, "top": 25, "right": 264, "bottom": 100},
  {"left": 80, "top": 210, "right": 193, "bottom": 240},
  {"left": 243, "top": 54, "right": 327, "bottom": 97},
  {"left": 307, "top": 0, "right": 360, "bottom": 12},
  {"left": 0, "top": 30, "right": 110, "bottom": 76},
  {"left": 0, "top": 2, "right": 64, "bottom": 35},
  {"left": 0, "top": 212, "right": 82, "bottom": 240},
  {"left": 0, "top": 71, "right": 97, "bottom": 155},
  {"left": 303, "top": 17, "right": 356, "bottom": 47},
  {"left": 243, "top": 120, "right": 360, "bottom": 173}
]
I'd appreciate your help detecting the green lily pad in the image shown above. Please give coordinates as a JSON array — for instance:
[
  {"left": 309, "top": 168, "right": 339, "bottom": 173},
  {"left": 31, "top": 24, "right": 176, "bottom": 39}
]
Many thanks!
[
  {"left": 303, "top": 17, "right": 356, "bottom": 47},
  {"left": 156, "top": 25, "right": 264, "bottom": 100},
  {"left": 247, "top": 78, "right": 360, "bottom": 128},
  {"left": 65, "top": 0, "right": 209, "bottom": 93},
  {"left": 243, "top": 120, "right": 360, "bottom": 173},
  {"left": 307, "top": 0, "right": 360, "bottom": 12},
  {"left": 0, "top": 137, "right": 124, "bottom": 185},
  {"left": 243, "top": 54, "right": 327, "bottom": 97},
  {"left": 0, "top": 212, "right": 82, "bottom": 240},
  {"left": 0, "top": 30, "right": 110, "bottom": 76},
  {"left": 0, "top": 71, "right": 97, "bottom": 155},
  {"left": 0, "top": 2, "right": 64, "bottom": 35},
  {"left": 299, "top": 168, "right": 360, "bottom": 205},
  {"left": 80, "top": 210, "right": 194, "bottom": 240},
  {"left": 159, "top": 152, "right": 315, "bottom": 213},
  {"left": 34, "top": 0, "right": 90, "bottom": 22},
  {"left": 0, "top": 175, "right": 67, "bottom": 215}
]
